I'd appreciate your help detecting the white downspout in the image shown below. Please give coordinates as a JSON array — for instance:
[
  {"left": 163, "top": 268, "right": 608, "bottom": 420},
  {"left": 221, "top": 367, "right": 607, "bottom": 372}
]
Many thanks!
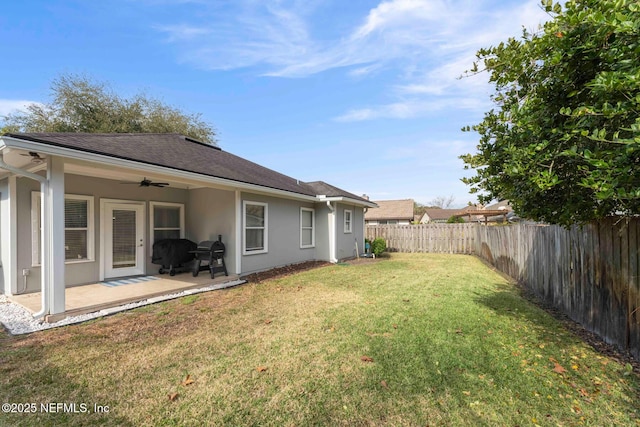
[
  {"left": 0, "top": 153, "right": 50, "bottom": 319},
  {"left": 326, "top": 201, "right": 337, "bottom": 263}
]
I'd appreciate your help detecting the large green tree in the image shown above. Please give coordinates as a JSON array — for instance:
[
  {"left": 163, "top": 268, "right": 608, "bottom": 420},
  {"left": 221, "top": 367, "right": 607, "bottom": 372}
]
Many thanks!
[
  {"left": 461, "top": 0, "right": 640, "bottom": 225},
  {"left": 1, "top": 74, "right": 216, "bottom": 144}
]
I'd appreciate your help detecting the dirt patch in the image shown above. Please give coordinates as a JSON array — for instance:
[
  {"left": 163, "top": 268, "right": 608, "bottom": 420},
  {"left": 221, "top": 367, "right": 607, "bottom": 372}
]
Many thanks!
[
  {"left": 241, "top": 261, "right": 331, "bottom": 283},
  {"left": 340, "top": 256, "right": 381, "bottom": 266}
]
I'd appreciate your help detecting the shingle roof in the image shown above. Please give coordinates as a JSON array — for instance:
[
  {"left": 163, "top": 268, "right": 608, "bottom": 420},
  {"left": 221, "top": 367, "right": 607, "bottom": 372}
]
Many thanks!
[
  {"left": 423, "top": 208, "right": 462, "bottom": 221},
  {"left": 7, "top": 133, "right": 369, "bottom": 203},
  {"left": 304, "top": 181, "right": 365, "bottom": 201},
  {"left": 365, "top": 199, "right": 414, "bottom": 221}
]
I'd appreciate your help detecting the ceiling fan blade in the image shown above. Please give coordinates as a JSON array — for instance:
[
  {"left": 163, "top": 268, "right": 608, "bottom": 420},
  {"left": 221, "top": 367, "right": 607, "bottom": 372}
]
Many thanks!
[{"left": 119, "top": 178, "right": 169, "bottom": 187}]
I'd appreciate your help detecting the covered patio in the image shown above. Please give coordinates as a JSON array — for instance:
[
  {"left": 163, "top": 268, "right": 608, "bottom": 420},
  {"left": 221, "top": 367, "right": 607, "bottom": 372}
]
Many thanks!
[{"left": 9, "top": 272, "right": 242, "bottom": 322}]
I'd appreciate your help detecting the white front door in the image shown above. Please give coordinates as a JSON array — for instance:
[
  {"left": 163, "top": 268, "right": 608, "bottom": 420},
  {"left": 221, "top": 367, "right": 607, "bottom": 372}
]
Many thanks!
[{"left": 104, "top": 202, "right": 145, "bottom": 278}]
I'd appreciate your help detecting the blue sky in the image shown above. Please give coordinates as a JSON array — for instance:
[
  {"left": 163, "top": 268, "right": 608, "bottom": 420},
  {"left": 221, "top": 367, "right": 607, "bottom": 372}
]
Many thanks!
[{"left": 0, "top": 0, "right": 550, "bottom": 207}]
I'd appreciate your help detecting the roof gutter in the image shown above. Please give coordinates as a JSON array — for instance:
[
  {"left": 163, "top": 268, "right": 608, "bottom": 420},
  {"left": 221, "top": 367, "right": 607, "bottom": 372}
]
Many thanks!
[
  {"left": 0, "top": 150, "right": 49, "bottom": 319},
  {"left": 317, "top": 195, "right": 378, "bottom": 209}
]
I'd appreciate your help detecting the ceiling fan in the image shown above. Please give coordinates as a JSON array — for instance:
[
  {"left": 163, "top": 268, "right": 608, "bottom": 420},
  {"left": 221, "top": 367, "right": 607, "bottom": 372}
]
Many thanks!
[
  {"left": 120, "top": 177, "right": 170, "bottom": 188},
  {"left": 20, "top": 151, "right": 45, "bottom": 164}
]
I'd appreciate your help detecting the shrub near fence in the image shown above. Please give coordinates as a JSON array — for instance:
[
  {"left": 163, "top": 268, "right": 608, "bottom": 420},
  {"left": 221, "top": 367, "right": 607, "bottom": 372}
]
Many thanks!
[{"left": 366, "top": 223, "right": 476, "bottom": 254}]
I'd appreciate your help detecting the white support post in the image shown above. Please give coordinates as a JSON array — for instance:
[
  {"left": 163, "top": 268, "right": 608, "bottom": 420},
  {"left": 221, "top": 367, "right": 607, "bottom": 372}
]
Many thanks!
[
  {"left": 46, "top": 156, "right": 65, "bottom": 315},
  {"left": 235, "top": 190, "right": 242, "bottom": 275},
  {"left": 1, "top": 176, "right": 18, "bottom": 295}
]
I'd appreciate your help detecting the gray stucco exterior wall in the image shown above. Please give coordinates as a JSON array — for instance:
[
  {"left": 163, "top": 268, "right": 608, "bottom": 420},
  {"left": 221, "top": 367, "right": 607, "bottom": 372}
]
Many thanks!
[
  {"left": 240, "top": 192, "right": 317, "bottom": 275},
  {"left": 15, "top": 173, "right": 190, "bottom": 293},
  {"left": 186, "top": 187, "right": 237, "bottom": 274},
  {"left": 9, "top": 170, "right": 369, "bottom": 294},
  {"left": 313, "top": 202, "right": 331, "bottom": 262},
  {"left": 335, "top": 203, "right": 365, "bottom": 261}
]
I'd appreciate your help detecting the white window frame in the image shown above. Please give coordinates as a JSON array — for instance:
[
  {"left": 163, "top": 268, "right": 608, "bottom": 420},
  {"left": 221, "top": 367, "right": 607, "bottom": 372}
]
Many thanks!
[
  {"left": 149, "top": 201, "right": 185, "bottom": 254},
  {"left": 243, "top": 201, "right": 268, "bottom": 255},
  {"left": 344, "top": 209, "right": 353, "bottom": 233},
  {"left": 31, "top": 192, "right": 95, "bottom": 266},
  {"left": 300, "top": 207, "right": 315, "bottom": 249}
]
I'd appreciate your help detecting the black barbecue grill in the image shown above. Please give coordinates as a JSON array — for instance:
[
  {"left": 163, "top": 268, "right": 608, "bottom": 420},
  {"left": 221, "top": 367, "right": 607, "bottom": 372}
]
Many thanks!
[
  {"left": 191, "top": 235, "right": 228, "bottom": 278},
  {"left": 152, "top": 238, "right": 197, "bottom": 276}
]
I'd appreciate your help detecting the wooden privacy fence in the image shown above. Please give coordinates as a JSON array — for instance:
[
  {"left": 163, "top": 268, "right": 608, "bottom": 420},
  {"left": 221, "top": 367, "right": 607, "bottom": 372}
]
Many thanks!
[
  {"left": 476, "top": 219, "right": 640, "bottom": 359},
  {"left": 366, "top": 220, "right": 640, "bottom": 358},
  {"left": 366, "top": 223, "right": 476, "bottom": 254}
]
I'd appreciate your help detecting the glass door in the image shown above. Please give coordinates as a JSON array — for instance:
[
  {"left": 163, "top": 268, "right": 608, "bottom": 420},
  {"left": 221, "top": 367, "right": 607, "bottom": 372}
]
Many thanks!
[{"left": 104, "top": 202, "right": 145, "bottom": 278}]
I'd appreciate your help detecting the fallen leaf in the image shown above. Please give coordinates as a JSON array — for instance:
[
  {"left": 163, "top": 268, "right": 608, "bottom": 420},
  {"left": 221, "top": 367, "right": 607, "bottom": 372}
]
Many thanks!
[
  {"left": 403, "top": 299, "right": 410, "bottom": 302},
  {"left": 360, "top": 356, "right": 374, "bottom": 363},
  {"left": 168, "top": 392, "right": 179, "bottom": 401},
  {"left": 182, "top": 374, "right": 194, "bottom": 386},
  {"left": 553, "top": 362, "right": 567, "bottom": 374},
  {"left": 264, "top": 319, "right": 272, "bottom": 324},
  {"left": 381, "top": 380, "right": 389, "bottom": 389},
  {"left": 256, "top": 366, "right": 268, "bottom": 372},
  {"left": 455, "top": 328, "right": 463, "bottom": 334},
  {"left": 463, "top": 391, "right": 471, "bottom": 396},
  {"left": 392, "top": 324, "right": 398, "bottom": 329}
]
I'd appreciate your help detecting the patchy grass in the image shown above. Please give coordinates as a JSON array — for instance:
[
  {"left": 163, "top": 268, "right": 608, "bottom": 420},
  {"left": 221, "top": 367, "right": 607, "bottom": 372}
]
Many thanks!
[{"left": 1, "top": 253, "right": 639, "bottom": 426}]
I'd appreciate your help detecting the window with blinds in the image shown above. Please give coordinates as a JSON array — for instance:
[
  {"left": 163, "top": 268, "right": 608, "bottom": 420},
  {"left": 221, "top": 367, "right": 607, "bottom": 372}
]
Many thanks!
[
  {"left": 31, "top": 193, "right": 94, "bottom": 265},
  {"left": 112, "top": 209, "right": 136, "bottom": 267},
  {"left": 65, "top": 198, "right": 89, "bottom": 260},
  {"left": 244, "top": 201, "right": 268, "bottom": 254},
  {"left": 150, "top": 202, "right": 184, "bottom": 244},
  {"left": 344, "top": 209, "right": 353, "bottom": 233},
  {"left": 300, "top": 207, "right": 315, "bottom": 248}
]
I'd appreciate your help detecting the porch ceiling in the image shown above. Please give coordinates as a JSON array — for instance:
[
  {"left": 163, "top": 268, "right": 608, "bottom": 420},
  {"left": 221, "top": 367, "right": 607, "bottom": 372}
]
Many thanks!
[{"left": 65, "top": 160, "right": 214, "bottom": 190}]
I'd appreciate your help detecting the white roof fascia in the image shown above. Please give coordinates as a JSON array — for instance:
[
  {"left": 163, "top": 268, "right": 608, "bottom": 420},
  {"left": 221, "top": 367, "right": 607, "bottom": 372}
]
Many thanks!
[
  {"left": 0, "top": 136, "right": 319, "bottom": 203},
  {"left": 316, "top": 195, "right": 378, "bottom": 208}
]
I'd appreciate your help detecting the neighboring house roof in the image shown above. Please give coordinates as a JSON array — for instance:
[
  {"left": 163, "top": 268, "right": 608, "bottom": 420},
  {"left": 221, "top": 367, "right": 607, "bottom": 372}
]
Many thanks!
[
  {"left": 5, "top": 133, "right": 372, "bottom": 205},
  {"left": 365, "top": 199, "right": 414, "bottom": 221},
  {"left": 422, "top": 208, "right": 462, "bottom": 222}
]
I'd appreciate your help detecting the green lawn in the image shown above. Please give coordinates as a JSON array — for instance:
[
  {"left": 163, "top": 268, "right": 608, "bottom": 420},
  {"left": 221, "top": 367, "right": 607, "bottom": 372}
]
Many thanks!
[{"left": 1, "top": 253, "right": 638, "bottom": 426}]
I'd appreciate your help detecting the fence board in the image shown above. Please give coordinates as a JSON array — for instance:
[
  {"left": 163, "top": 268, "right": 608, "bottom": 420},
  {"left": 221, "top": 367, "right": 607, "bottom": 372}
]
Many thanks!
[{"left": 366, "top": 224, "right": 476, "bottom": 254}]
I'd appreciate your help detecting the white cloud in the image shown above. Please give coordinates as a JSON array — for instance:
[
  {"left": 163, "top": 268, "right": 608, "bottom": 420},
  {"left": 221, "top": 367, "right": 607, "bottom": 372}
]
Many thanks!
[
  {"left": 153, "top": 0, "right": 551, "bottom": 118},
  {"left": 334, "top": 95, "right": 487, "bottom": 123},
  {"left": 154, "top": 24, "right": 211, "bottom": 42},
  {"left": 0, "top": 99, "right": 39, "bottom": 117}
]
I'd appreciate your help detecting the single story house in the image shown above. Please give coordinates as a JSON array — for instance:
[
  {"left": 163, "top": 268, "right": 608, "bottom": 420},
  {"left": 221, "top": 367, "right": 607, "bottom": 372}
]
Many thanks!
[
  {"left": 0, "top": 133, "right": 376, "bottom": 319},
  {"left": 419, "top": 208, "right": 463, "bottom": 224},
  {"left": 364, "top": 199, "right": 414, "bottom": 225}
]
